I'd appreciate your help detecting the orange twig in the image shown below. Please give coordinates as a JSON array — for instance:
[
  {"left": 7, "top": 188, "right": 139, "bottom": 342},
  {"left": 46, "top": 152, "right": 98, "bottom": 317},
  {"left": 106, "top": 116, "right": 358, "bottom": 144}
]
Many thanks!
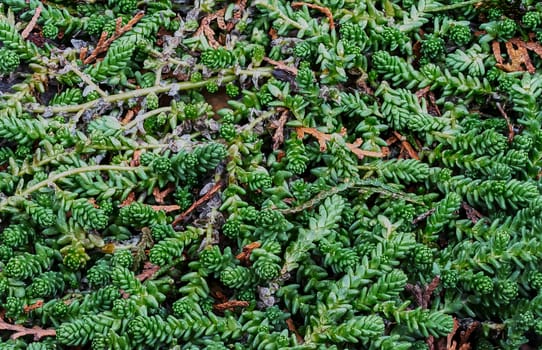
[
  {"left": 122, "top": 109, "right": 136, "bottom": 125},
  {"left": 492, "top": 41, "right": 503, "bottom": 65},
  {"left": 79, "top": 47, "right": 88, "bottom": 62},
  {"left": 0, "top": 315, "right": 56, "bottom": 340},
  {"left": 213, "top": 300, "right": 249, "bottom": 312},
  {"left": 150, "top": 204, "right": 181, "bottom": 212},
  {"left": 194, "top": 0, "right": 247, "bottom": 47},
  {"left": 263, "top": 57, "right": 298, "bottom": 76},
  {"left": 120, "top": 192, "right": 136, "bottom": 207},
  {"left": 393, "top": 131, "right": 419, "bottom": 160},
  {"left": 23, "top": 300, "right": 44, "bottom": 313},
  {"left": 194, "top": 12, "right": 223, "bottom": 48},
  {"left": 83, "top": 11, "right": 145, "bottom": 65},
  {"left": 130, "top": 150, "right": 141, "bottom": 167},
  {"left": 296, "top": 127, "right": 388, "bottom": 159},
  {"left": 286, "top": 318, "right": 304, "bottom": 344},
  {"left": 291, "top": 2, "right": 334, "bottom": 29},
  {"left": 153, "top": 184, "right": 175, "bottom": 204},
  {"left": 22, "top": 5, "right": 42, "bottom": 39},
  {"left": 495, "top": 102, "right": 514, "bottom": 143},
  {"left": 211, "top": 286, "right": 229, "bottom": 303},
  {"left": 172, "top": 182, "right": 222, "bottom": 225},
  {"left": 136, "top": 262, "right": 161, "bottom": 282},
  {"left": 270, "top": 108, "right": 289, "bottom": 150},
  {"left": 236, "top": 242, "right": 262, "bottom": 264},
  {"left": 492, "top": 38, "right": 542, "bottom": 73}
]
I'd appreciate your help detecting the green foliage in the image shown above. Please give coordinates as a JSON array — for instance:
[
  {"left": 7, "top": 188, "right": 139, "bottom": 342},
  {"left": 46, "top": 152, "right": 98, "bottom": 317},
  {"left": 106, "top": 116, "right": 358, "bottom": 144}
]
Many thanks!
[
  {"left": 2, "top": 0, "right": 542, "bottom": 348},
  {"left": 421, "top": 34, "right": 445, "bottom": 61},
  {"left": 201, "top": 48, "right": 236, "bottom": 69},
  {"left": 41, "top": 23, "right": 58, "bottom": 39},
  {"left": 0, "top": 15, "right": 41, "bottom": 61},
  {"left": 448, "top": 24, "right": 471, "bottom": 46},
  {"left": 0, "top": 47, "right": 19, "bottom": 74}
]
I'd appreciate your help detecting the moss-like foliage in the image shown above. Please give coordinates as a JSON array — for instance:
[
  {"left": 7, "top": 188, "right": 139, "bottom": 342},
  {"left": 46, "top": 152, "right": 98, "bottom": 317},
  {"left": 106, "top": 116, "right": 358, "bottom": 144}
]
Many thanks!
[{"left": 1, "top": 0, "right": 542, "bottom": 349}]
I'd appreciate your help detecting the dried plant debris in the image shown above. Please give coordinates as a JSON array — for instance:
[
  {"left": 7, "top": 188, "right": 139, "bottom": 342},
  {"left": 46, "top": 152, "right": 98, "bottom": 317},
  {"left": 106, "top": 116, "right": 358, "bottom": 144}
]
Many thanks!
[{"left": 1, "top": 0, "right": 542, "bottom": 349}]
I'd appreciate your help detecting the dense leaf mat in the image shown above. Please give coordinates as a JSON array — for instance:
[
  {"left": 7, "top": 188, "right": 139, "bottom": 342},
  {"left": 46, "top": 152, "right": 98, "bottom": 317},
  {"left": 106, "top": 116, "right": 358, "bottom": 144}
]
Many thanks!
[{"left": 1, "top": 0, "right": 542, "bottom": 349}]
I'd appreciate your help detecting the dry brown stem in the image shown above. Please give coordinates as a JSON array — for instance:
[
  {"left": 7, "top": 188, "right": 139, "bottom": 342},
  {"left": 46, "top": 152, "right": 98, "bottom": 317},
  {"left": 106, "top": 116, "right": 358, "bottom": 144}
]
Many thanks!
[
  {"left": 392, "top": 131, "right": 420, "bottom": 160},
  {"left": 149, "top": 205, "right": 181, "bottom": 212},
  {"left": 83, "top": 12, "right": 145, "bottom": 65},
  {"left": 495, "top": 102, "right": 514, "bottom": 143},
  {"left": 213, "top": 300, "right": 249, "bottom": 312},
  {"left": 152, "top": 184, "right": 175, "bottom": 204},
  {"left": 296, "top": 127, "right": 389, "bottom": 159},
  {"left": 23, "top": 300, "right": 44, "bottom": 313},
  {"left": 263, "top": 57, "right": 298, "bottom": 76},
  {"left": 22, "top": 5, "right": 41, "bottom": 39},
  {"left": 286, "top": 318, "right": 304, "bottom": 344},
  {"left": 291, "top": 2, "right": 334, "bottom": 29},
  {"left": 136, "top": 261, "right": 161, "bottom": 282},
  {"left": 172, "top": 182, "right": 222, "bottom": 225},
  {"left": 236, "top": 241, "right": 262, "bottom": 264},
  {"left": 0, "top": 315, "right": 56, "bottom": 341},
  {"left": 270, "top": 108, "right": 289, "bottom": 150},
  {"left": 493, "top": 38, "right": 542, "bottom": 73}
]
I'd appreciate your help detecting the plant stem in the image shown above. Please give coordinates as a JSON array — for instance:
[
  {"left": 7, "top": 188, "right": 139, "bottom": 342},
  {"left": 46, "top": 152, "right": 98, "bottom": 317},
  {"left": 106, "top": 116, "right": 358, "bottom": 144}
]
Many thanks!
[
  {"left": 425, "top": 0, "right": 482, "bottom": 13},
  {"left": 30, "top": 67, "right": 274, "bottom": 115},
  {"left": 22, "top": 165, "right": 146, "bottom": 197},
  {"left": 0, "top": 165, "right": 147, "bottom": 211},
  {"left": 124, "top": 106, "right": 173, "bottom": 131},
  {"left": 67, "top": 62, "right": 108, "bottom": 97},
  {"left": 29, "top": 76, "right": 237, "bottom": 114}
]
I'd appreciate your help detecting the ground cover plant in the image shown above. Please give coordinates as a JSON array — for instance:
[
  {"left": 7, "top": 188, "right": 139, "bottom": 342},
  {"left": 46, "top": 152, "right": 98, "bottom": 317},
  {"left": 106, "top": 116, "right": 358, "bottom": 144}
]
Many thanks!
[{"left": 1, "top": 0, "right": 542, "bottom": 348}]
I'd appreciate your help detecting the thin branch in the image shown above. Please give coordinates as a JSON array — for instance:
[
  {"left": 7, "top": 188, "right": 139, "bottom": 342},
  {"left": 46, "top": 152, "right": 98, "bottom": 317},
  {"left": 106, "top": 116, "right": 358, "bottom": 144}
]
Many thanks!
[
  {"left": 153, "top": 184, "right": 175, "bottom": 204},
  {"left": 392, "top": 131, "right": 419, "bottom": 160},
  {"left": 263, "top": 57, "right": 298, "bottom": 76},
  {"left": 286, "top": 318, "right": 304, "bottom": 344},
  {"left": 136, "top": 262, "right": 161, "bottom": 282},
  {"left": 213, "top": 300, "right": 249, "bottom": 312},
  {"left": 412, "top": 208, "right": 436, "bottom": 225},
  {"left": 296, "top": 127, "right": 389, "bottom": 159},
  {"left": 30, "top": 74, "right": 238, "bottom": 114},
  {"left": 67, "top": 62, "right": 108, "bottom": 97},
  {"left": 0, "top": 165, "right": 146, "bottom": 212},
  {"left": 236, "top": 241, "right": 262, "bottom": 265},
  {"left": 24, "top": 300, "right": 44, "bottom": 313},
  {"left": 150, "top": 204, "right": 181, "bottom": 212},
  {"left": 495, "top": 102, "right": 514, "bottom": 143},
  {"left": 172, "top": 182, "right": 222, "bottom": 226},
  {"left": 21, "top": 5, "right": 42, "bottom": 39},
  {"left": 422, "top": 276, "right": 440, "bottom": 309},
  {"left": 0, "top": 316, "right": 56, "bottom": 341},
  {"left": 291, "top": 2, "right": 334, "bottom": 29},
  {"left": 270, "top": 108, "right": 289, "bottom": 150},
  {"left": 83, "top": 12, "right": 145, "bottom": 64},
  {"left": 462, "top": 202, "right": 484, "bottom": 223}
]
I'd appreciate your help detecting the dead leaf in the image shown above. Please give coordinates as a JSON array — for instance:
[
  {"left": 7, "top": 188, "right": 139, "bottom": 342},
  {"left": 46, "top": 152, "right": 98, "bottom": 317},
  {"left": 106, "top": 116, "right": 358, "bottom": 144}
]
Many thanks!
[
  {"left": 120, "top": 192, "right": 135, "bottom": 207},
  {"left": 236, "top": 241, "right": 262, "bottom": 265},
  {"left": 23, "top": 300, "right": 43, "bottom": 313},
  {"left": 291, "top": 2, "right": 334, "bottom": 29},
  {"left": 270, "top": 108, "right": 289, "bottom": 150},
  {"left": 296, "top": 127, "right": 388, "bottom": 159},
  {"left": 493, "top": 38, "right": 542, "bottom": 73},
  {"left": 136, "top": 262, "right": 161, "bottom": 282},
  {"left": 213, "top": 300, "right": 249, "bottom": 312},
  {"left": 130, "top": 150, "right": 141, "bottom": 167},
  {"left": 149, "top": 205, "right": 181, "bottom": 212},
  {"left": 152, "top": 184, "right": 175, "bottom": 204}
]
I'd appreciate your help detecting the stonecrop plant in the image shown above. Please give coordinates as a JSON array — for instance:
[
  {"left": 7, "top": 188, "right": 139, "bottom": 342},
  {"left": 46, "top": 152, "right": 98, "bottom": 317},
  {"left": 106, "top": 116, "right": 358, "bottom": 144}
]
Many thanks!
[{"left": 1, "top": 0, "right": 542, "bottom": 349}]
